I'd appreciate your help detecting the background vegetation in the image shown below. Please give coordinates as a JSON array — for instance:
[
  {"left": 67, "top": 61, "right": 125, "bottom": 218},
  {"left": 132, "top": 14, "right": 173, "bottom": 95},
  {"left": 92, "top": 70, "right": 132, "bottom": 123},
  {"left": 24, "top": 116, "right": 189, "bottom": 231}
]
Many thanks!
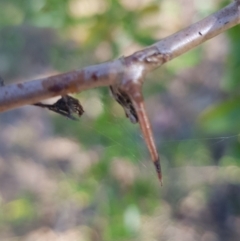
[{"left": 0, "top": 0, "right": 240, "bottom": 240}]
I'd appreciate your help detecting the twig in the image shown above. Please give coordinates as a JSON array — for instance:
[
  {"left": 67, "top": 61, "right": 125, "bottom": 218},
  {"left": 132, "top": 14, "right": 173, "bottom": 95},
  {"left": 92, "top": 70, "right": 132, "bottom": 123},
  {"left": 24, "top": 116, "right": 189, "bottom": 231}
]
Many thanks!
[
  {"left": 0, "top": 1, "right": 239, "bottom": 112},
  {"left": 0, "top": 76, "right": 84, "bottom": 120},
  {"left": 0, "top": 1, "right": 239, "bottom": 183}
]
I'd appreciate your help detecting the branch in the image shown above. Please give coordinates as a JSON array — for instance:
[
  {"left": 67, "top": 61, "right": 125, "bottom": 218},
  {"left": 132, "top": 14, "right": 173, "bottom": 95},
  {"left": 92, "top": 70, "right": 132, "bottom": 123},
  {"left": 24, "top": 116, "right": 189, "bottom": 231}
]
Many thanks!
[
  {"left": 0, "top": 1, "right": 239, "bottom": 112},
  {"left": 0, "top": 1, "right": 239, "bottom": 183}
]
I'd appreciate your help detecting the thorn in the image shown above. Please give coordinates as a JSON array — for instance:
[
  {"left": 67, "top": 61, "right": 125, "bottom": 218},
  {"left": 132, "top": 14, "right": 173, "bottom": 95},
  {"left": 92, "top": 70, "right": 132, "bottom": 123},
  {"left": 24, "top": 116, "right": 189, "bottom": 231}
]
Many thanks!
[
  {"left": 113, "top": 81, "right": 162, "bottom": 184},
  {"left": 154, "top": 158, "right": 163, "bottom": 186},
  {"left": 132, "top": 94, "right": 162, "bottom": 185}
]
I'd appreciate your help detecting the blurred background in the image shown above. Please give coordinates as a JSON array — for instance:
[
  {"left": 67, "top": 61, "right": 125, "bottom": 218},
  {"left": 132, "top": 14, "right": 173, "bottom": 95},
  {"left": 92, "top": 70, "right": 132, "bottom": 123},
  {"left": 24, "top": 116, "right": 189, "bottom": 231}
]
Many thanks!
[{"left": 0, "top": 0, "right": 240, "bottom": 240}]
